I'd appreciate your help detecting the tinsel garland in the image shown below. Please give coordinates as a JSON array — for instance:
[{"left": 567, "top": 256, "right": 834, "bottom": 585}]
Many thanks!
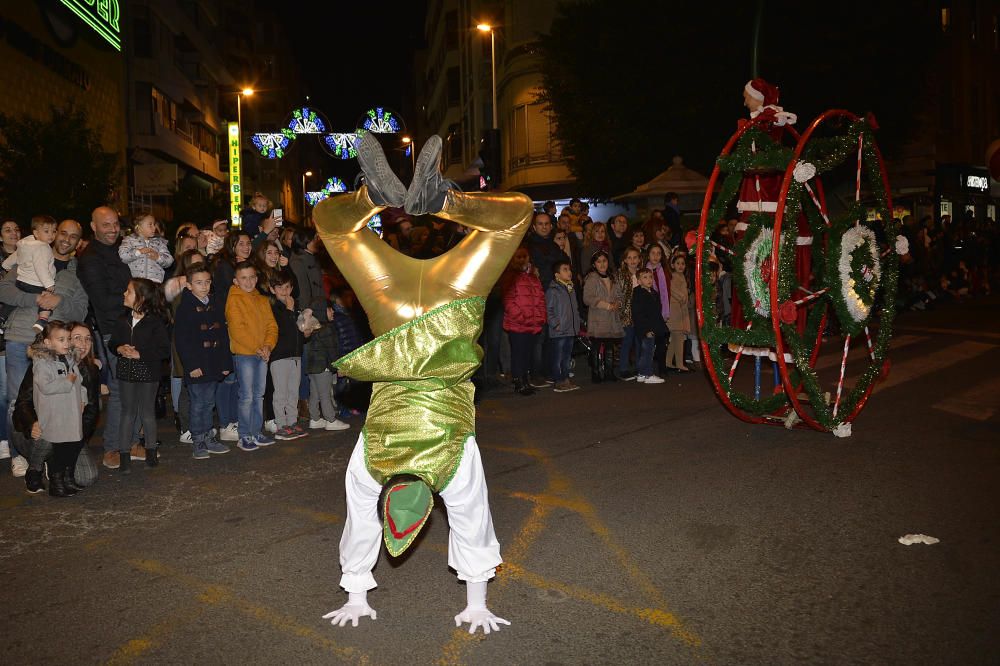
[{"left": 698, "top": 118, "right": 899, "bottom": 431}]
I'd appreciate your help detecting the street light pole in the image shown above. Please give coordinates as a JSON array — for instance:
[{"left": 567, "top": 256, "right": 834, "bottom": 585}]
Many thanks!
[
  {"left": 477, "top": 24, "right": 498, "bottom": 130},
  {"left": 302, "top": 170, "right": 313, "bottom": 213}
]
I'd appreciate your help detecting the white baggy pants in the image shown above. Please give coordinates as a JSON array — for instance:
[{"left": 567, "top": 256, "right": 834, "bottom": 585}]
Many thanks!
[{"left": 338, "top": 434, "right": 502, "bottom": 593}]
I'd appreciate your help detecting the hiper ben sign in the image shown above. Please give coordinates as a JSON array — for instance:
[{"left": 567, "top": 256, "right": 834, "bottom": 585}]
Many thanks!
[{"left": 228, "top": 122, "right": 241, "bottom": 226}]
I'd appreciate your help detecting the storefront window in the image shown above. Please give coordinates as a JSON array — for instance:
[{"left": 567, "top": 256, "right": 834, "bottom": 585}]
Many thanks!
[
  {"left": 939, "top": 199, "right": 952, "bottom": 218},
  {"left": 987, "top": 205, "right": 996, "bottom": 221}
]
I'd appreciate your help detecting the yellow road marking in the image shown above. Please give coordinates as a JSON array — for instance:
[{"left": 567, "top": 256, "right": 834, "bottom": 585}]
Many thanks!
[
  {"left": 127, "top": 558, "right": 372, "bottom": 664},
  {"left": 503, "top": 563, "right": 700, "bottom": 646},
  {"left": 104, "top": 604, "right": 206, "bottom": 665}
]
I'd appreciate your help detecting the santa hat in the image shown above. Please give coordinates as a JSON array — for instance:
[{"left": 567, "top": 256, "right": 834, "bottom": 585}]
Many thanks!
[{"left": 745, "top": 78, "right": 780, "bottom": 107}]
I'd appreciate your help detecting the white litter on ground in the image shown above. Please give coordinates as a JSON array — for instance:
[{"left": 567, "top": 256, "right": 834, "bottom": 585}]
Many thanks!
[{"left": 898, "top": 534, "right": 940, "bottom": 545}]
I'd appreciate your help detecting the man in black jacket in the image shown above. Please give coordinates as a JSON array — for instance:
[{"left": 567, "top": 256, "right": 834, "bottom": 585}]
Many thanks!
[{"left": 77, "top": 206, "right": 132, "bottom": 469}]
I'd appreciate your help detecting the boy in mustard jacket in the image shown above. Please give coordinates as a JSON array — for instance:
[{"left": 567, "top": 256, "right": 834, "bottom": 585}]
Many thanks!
[{"left": 225, "top": 261, "right": 278, "bottom": 451}]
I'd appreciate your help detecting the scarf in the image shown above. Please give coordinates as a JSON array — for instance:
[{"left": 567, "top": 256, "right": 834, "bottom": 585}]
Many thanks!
[
  {"left": 556, "top": 277, "right": 574, "bottom": 294},
  {"left": 647, "top": 261, "right": 670, "bottom": 320}
]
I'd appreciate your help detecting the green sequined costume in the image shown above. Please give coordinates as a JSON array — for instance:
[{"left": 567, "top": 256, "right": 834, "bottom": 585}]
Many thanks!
[{"left": 333, "top": 297, "right": 486, "bottom": 492}]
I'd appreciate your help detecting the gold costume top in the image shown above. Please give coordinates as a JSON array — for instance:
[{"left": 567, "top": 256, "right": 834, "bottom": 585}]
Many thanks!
[{"left": 314, "top": 187, "right": 532, "bottom": 489}]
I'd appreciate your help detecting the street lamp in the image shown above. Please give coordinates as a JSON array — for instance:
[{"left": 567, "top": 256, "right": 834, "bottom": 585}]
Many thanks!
[
  {"left": 476, "top": 23, "right": 498, "bottom": 129},
  {"left": 401, "top": 136, "right": 415, "bottom": 170},
  {"left": 302, "top": 170, "right": 313, "bottom": 209},
  {"left": 236, "top": 87, "right": 254, "bottom": 142}
]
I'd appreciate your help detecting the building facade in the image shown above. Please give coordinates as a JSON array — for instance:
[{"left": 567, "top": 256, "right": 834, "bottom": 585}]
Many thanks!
[
  {"left": 887, "top": 1, "right": 1000, "bottom": 224},
  {"left": 0, "top": 1, "right": 128, "bottom": 210},
  {"left": 416, "top": 0, "right": 575, "bottom": 200}
]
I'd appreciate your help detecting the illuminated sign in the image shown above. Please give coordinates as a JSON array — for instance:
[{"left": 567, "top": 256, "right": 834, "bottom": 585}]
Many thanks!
[
  {"left": 965, "top": 174, "right": 989, "bottom": 192},
  {"left": 60, "top": 0, "right": 121, "bottom": 51},
  {"left": 228, "top": 122, "right": 242, "bottom": 226}
]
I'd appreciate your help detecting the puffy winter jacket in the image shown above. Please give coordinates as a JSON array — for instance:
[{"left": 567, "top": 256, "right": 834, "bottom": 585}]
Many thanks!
[
  {"left": 502, "top": 269, "right": 546, "bottom": 334},
  {"left": 119, "top": 233, "right": 173, "bottom": 283}
]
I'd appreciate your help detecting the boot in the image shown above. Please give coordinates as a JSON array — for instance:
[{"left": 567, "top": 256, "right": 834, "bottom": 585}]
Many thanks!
[
  {"left": 589, "top": 347, "right": 603, "bottom": 383},
  {"left": 119, "top": 452, "right": 131, "bottom": 475},
  {"left": 604, "top": 347, "right": 619, "bottom": 382},
  {"left": 25, "top": 469, "right": 45, "bottom": 494},
  {"left": 513, "top": 378, "right": 535, "bottom": 396},
  {"left": 404, "top": 136, "right": 453, "bottom": 215},
  {"left": 64, "top": 467, "right": 85, "bottom": 492},
  {"left": 48, "top": 471, "right": 77, "bottom": 498},
  {"left": 145, "top": 447, "right": 159, "bottom": 468},
  {"left": 357, "top": 132, "right": 406, "bottom": 206}
]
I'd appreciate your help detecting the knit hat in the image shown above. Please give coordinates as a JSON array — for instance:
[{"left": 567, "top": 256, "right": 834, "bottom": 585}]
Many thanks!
[{"left": 745, "top": 78, "right": 779, "bottom": 107}]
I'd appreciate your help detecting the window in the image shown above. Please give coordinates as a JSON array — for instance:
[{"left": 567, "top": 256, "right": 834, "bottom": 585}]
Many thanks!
[
  {"left": 133, "top": 16, "right": 151, "bottom": 58},
  {"left": 151, "top": 87, "right": 177, "bottom": 131},
  {"left": 445, "top": 11, "right": 458, "bottom": 50},
  {"left": 446, "top": 67, "right": 460, "bottom": 107},
  {"left": 509, "top": 102, "right": 561, "bottom": 167}
]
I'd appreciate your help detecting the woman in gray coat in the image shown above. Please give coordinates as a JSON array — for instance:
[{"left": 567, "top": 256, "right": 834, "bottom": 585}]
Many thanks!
[{"left": 582, "top": 251, "right": 623, "bottom": 382}]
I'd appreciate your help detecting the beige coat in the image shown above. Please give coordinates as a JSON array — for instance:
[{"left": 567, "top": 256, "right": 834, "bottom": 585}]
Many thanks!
[{"left": 667, "top": 271, "right": 690, "bottom": 333}]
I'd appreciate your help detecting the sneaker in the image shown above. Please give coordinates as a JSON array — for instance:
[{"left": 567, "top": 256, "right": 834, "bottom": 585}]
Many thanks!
[
  {"left": 528, "top": 378, "right": 550, "bottom": 389},
  {"left": 0, "top": 440, "right": 9, "bottom": 460},
  {"left": 219, "top": 423, "right": 239, "bottom": 442},
  {"left": 129, "top": 443, "right": 146, "bottom": 461},
  {"left": 254, "top": 433, "right": 275, "bottom": 446},
  {"left": 309, "top": 418, "right": 329, "bottom": 429},
  {"left": 357, "top": 132, "right": 406, "bottom": 207},
  {"left": 237, "top": 437, "right": 259, "bottom": 452},
  {"left": 179, "top": 431, "right": 193, "bottom": 444},
  {"left": 291, "top": 424, "right": 307, "bottom": 436},
  {"left": 206, "top": 440, "right": 231, "bottom": 455},
  {"left": 192, "top": 446, "right": 210, "bottom": 460},
  {"left": 643, "top": 375, "right": 665, "bottom": 384},
  {"left": 325, "top": 419, "right": 350, "bottom": 431},
  {"left": 11, "top": 455, "right": 28, "bottom": 477},
  {"left": 636, "top": 375, "right": 648, "bottom": 383},
  {"left": 274, "top": 426, "right": 303, "bottom": 441},
  {"left": 618, "top": 371, "right": 637, "bottom": 381},
  {"left": 264, "top": 419, "right": 278, "bottom": 434},
  {"left": 102, "top": 451, "right": 120, "bottom": 469},
  {"left": 403, "top": 135, "right": 453, "bottom": 216}
]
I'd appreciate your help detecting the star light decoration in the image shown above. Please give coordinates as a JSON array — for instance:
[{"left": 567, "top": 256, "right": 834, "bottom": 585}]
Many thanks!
[
  {"left": 361, "top": 107, "right": 401, "bottom": 134},
  {"left": 324, "top": 133, "right": 361, "bottom": 160},
  {"left": 287, "top": 107, "right": 327, "bottom": 134},
  {"left": 305, "top": 177, "right": 348, "bottom": 205},
  {"left": 251, "top": 131, "right": 295, "bottom": 159}
]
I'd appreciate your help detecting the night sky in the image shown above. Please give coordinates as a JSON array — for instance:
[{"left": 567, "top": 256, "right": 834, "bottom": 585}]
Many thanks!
[{"left": 270, "top": 2, "right": 427, "bottom": 128}]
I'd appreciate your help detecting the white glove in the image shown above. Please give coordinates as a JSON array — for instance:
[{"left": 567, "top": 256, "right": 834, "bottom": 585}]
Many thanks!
[
  {"left": 454, "top": 581, "right": 510, "bottom": 635},
  {"left": 322, "top": 591, "right": 377, "bottom": 627}
]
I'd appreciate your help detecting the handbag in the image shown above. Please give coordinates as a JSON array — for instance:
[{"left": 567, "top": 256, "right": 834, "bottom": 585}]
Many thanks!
[{"left": 117, "top": 356, "right": 157, "bottom": 382}]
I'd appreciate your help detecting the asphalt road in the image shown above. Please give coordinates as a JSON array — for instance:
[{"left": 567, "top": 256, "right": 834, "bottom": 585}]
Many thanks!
[{"left": 1, "top": 296, "right": 998, "bottom": 665}]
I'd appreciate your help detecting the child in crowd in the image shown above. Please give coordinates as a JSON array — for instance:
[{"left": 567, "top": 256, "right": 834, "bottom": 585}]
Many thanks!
[
  {"left": 502, "top": 246, "right": 546, "bottom": 396},
  {"left": 241, "top": 192, "right": 272, "bottom": 239},
  {"left": 666, "top": 254, "right": 692, "bottom": 372},
  {"left": 119, "top": 213, "right": 174, "bottom": 283},
  {"left": 70, "top": 322, "right": 101, "bottom": 485},
  {"left": 1, "top": 215, "right": 57, "bottom": 331},
  {"left": 630, "top": 267, "right": 666, "bottom": 384},
  {"left": 615, "top": 247, "right": 642, "bottom": 380},
  {"left": 226, "top": 261, "right": 277, "bottom": 451},
  {"left": 545, "top": 259, "right": 581, "bottom": 393},
  {"left": 645, "top": 245, "right": 670, "bottom": 371},
  {"left": 582, "top": 251, "right": 624, "bottom": 383},
  {"left": 28, "top": 321, "right": 87, "bottom": 497},
  {"left": 202, "top": 219, "right": 229, "bottom": 256},
  {"left": 111, "top": 278, "right": 171, "bottom": 472},
  {"left": 305, "top": 302, "right": 350, "bottom": 431},
  {"left": 175, "top": 265, "right": 233, "bottom": 459},
  {"left": 268, "top": 269, "right": 309, "bottom": 441}
]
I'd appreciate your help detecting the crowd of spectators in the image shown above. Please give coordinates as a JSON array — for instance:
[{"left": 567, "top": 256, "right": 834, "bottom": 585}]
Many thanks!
[{"left": 3, "top": 190, "right": 996, "bottom": 497}]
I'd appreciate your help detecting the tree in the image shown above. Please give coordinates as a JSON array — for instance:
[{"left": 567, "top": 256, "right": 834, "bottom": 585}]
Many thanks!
[
  {"left": 0, "top": 104, "right": 119, "bottom": 225},
  {"left": 170, "top": 178, "right": 229, "bottom": 235},
  {"left": 539, "top": 1, "right": 938, "bottom": 200}
]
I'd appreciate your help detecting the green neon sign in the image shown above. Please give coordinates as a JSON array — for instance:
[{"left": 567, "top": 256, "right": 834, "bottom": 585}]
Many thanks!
[{"left": 60, "top": 0, "right": 122, "bottom": 51}]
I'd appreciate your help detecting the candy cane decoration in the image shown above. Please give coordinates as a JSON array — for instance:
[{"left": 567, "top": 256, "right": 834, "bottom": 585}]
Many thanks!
[
  {"left": 727, "top": 322, "right": 754, "bottom": 382},
  {"left": 863, "top": 325, "right": 876, "bottom": 361},
  {"left": 791, "top": 287, "right": 830, "bottom": 307},
  {"left": 711, "top": 240, "right": 735, "bottom": 256},
  {"left": 832, "top": 334, "right": 851, "bottom": 418},
  {"left": 803, "top": 182, "right": 832, "bottom": 227},
  {"left": 855, "top": 134, "right": 864, "bottom": 204}
]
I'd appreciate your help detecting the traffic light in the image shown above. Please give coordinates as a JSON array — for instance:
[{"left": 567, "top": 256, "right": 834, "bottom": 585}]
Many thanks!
[{"left": 478, "top": 129, "right": 501, "bottom": 191}]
